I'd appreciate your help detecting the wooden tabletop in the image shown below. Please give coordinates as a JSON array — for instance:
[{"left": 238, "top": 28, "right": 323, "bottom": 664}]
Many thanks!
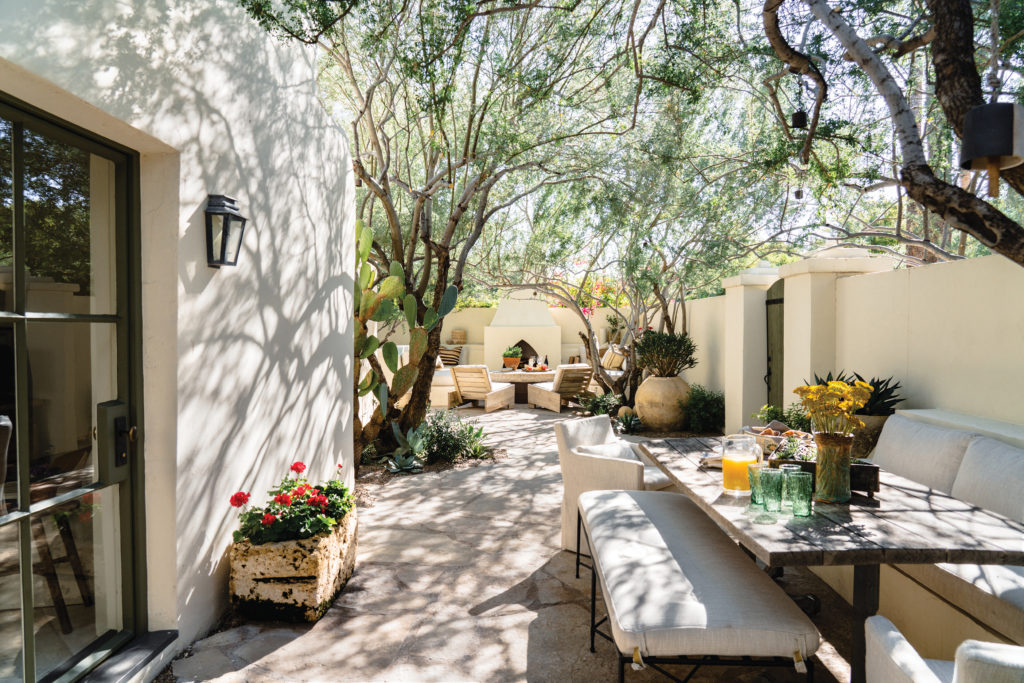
[
  {"left": 489, "top": 370, "right": 555, "bottom": 382},
  {"left": 642, "top": 437, "right": 1024, "bottom": 569}
]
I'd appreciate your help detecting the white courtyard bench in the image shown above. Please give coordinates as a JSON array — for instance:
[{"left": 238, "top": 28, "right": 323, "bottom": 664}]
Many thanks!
[{"left": 576, "top": 489, "right": 820, "bottom": 681}]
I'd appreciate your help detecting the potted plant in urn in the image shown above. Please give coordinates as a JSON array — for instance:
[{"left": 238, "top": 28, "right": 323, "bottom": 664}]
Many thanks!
[
  {"left": 633, "top": 331, "right": 697, "bottom": 431},
  {"left": 502, "top": 345, "right": 522, "bottom": 369},
  {"left": 793, "top": 380, "right": 872, "bottom": 503},
  {"left": 228, "top": 461, "right": 357, "bottom": 622}
]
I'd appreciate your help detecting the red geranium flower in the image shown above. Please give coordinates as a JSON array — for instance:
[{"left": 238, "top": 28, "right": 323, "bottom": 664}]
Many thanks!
[
  {"left": 308, "top": 494, "right": 329, "bottom": 509},
  {"left": 229, "top": 491, "right": 250, "bottom": 508},
  {"left": 290, "top": 461, "right": 306, "bottom": 475},
  {"left": 261, "top": 513, "right": 277, "bottom": 526},
  {"left": 306, "top": 488, "right": 319, "bottom": 498},
  {"left": 273, "top": 493, "right": 292, "bottom": 506}
]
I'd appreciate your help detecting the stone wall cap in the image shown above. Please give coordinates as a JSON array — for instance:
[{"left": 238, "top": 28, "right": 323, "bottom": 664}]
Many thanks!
[
  {"left": 778, "top": 256, "right": 893, "bottom": 278},
  {"left": 722, "top": 272, "right": 778, "bottom": 289}
]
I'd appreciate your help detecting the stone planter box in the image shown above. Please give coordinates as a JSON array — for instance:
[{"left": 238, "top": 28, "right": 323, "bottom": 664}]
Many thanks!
[{"left": 229, "top": 508, "right": 358, "bottom": 622}]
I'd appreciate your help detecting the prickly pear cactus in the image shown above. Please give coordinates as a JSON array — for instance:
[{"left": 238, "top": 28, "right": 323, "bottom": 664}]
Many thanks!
[{"left": 354, "top": 220, "right": 458, "bottom": 421}]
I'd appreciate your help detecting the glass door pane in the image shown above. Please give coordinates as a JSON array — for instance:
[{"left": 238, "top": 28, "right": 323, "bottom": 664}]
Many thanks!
[
  {"left": 31, "top": 486, "right": 121, "bottom": 681},
  {"left": 25, "top": 322, "right": 116, "bottom": 505},
  {"left": 0, "top": 523, "right": 22, "bottom": 683}
]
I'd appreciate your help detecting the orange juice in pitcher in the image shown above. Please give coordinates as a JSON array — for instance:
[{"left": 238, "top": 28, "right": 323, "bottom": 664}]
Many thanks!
[{"left": 721, "top": 435, "right": 760, "bottom": 495}]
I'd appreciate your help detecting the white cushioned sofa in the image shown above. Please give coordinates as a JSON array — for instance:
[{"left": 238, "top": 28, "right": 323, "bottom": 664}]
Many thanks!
[{"left": 821, "top": 409, "right": 1024, "bottom": 659}]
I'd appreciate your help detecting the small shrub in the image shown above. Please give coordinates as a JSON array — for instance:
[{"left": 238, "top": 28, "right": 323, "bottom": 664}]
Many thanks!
[
  {"left": 421, "top": 410, "right": 488, "bottom": 464},
  {"left": 615, "top": 413, "right": 643, "bottom": 434},
  {"left": 502, "top": 345, "right": 522, "bottom": 358},
  {"left": 578, "top": 392, "right": 621, "bottom": 415},
  {"left": 752, "top": 403, "right": 811, "bottom": 432},
  {"left": 634, "top": 331, "right": 698, "bottom": 377},
  {"left": 685, "top": 385, "right": 725, "bottom": 434}
]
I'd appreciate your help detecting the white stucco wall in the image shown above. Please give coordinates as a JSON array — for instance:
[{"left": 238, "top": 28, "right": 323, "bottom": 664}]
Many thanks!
[
  {"left": 1, "top": 0, "right": 355, "bottom": 653},
  {"left": 835, "top": 254, "right": 1024, "bottom": 424},
  {"left": 680, "top": 295, "right": 726, "bottom": 393}
]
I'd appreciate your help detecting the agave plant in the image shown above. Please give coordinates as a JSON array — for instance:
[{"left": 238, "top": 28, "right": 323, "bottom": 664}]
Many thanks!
[
  {"left": 852, "top": 373, "right": 903, "bottom": 416},
  {"left": 386, "top": 422, "right": 425, "bottom": 474},
  {"left": 616, "top": 413, "right": 644, "bottom": 434},
  {"left": 805, "top": 370, "right": 903, "bottom": 416}
]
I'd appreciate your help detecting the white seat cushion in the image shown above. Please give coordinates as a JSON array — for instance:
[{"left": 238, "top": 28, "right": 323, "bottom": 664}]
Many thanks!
[
  {"left": 490, "top": 381, "right": 512, "bottom": 391},
  {"left": 432, "top": 368, "right": 453, "bottom": 386},
  {"left": 642, "top": 466, "right": 674, "bottom": 491},
  {"left": 532, "top": 381, "right": 555, "bottom": 392},
  {"left": 951, "top": 436, "right": 1024, "bottom": 523},
  {"left": 578, "top": 490, "right": 819, "bottom": 659},
  {"left": 895, "top": 563, "right": 1024, "bottom": 644},
  {"left": 865, "top": 615, "right": 954, "bottom": 683},
  {"left": 871, "top": 415, "right": 975, "bottom": 493}
]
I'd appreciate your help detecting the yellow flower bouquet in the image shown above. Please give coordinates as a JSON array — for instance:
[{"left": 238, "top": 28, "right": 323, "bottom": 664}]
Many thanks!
[
  {"left": 793, "top": 380, "right": 872, "bottom": 436},
  {"left": 792, "top": 380, "right": 873, "bottom": 504}
]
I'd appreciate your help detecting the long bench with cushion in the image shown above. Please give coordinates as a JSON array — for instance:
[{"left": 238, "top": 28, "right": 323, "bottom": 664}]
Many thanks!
[
  {"left": 554, "top": 415, "right": 675, "bottom": 552},
  {"left": 838, "top": 410, "right": 1024, "bottom": 657},
  {"left": 577, "top": 490, "right": 820, "bottom": 682}
]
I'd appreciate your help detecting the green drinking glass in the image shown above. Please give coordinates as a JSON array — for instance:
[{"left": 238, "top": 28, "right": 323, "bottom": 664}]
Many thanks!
[
  {"left": 748, "top": 463, "right": 764, "bottom": 506},
  {"left": 779, "top": 463, "right": 802, "bottom": 506},
  {"left": 761, "top": 468, "right": 785, "bottom": 513},
  {"left": 789, "top": 471, "right": 814, "bottom": 517}
]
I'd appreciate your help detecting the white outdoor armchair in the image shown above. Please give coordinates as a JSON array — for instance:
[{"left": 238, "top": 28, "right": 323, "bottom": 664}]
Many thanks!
[
  {"left": 553, "top": 414, "right": 675, "bottom": 551},
  {"left": 865, "top": 615, "right": 1024, "bottom": 683}
]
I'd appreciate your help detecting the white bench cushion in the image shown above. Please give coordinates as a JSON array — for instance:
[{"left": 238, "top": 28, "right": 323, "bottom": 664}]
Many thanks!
[
  {"left": 532, "top": 381, "right": 555, "bottom": 391},
  {"left": 895, "top": 563, "right": 1024, "bottom": 644},
  {"left": 951, "top": 436, "right": 1024, "bottom": 523},
  {"left": 432, "top": 368, "right": 453, "bottom": 386},
  {"left": 578, "top": 490, "right": 819, "bottom": 659},
  {"left": 865, "top": 615, "right": 954, "bottom": 683},
  {"left": 872, "top": 415, "right": 975, "bottom": 493},
  {"left": 490, "top": 381, "right": 512, "bottom": 391}
]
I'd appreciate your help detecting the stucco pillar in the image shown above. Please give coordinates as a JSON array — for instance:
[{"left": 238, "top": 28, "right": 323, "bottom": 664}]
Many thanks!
[
  {"left": 779, "top": 249, "right": 893, "bottom": 404},
  {"left": 723, "top": 264, "right": 778, "bottom": 434}
]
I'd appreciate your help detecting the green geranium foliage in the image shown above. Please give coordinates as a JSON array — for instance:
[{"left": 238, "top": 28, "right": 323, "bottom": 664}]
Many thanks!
[{"left": 231, "top": 463, "right": 354, "bottom": 545}]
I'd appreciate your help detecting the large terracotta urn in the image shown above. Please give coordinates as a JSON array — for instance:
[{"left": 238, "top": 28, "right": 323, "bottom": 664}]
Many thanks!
[{"left": 634, "top": 376, "right": 691, "bottom": 431}]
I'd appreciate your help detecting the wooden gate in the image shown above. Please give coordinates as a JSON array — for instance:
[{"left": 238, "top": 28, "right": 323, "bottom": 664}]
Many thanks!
[{"left": 765, "top": 279, "right": 785, "bottom": 409}]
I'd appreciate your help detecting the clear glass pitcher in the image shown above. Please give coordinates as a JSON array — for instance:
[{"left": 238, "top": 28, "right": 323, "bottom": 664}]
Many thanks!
[{"left": 721, "top": 434, "right": 760, "bottom": 494}]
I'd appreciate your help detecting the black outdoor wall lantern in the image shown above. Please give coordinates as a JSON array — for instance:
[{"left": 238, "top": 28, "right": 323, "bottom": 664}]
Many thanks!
[
  {"left": 791, "top": 110, "right": 808, "bottom": 129},
  {"left": 205, "top": 194, "right": 248, "bottom": 267},
  {"left": 959, "top": 102, "right": 1024, "bottom": 198}
]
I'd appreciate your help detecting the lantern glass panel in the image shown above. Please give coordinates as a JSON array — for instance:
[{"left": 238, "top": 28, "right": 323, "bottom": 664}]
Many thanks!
[
  {"left": 224, "top": 216, "right": 245, "bottom": 265},
  {"left": 209, "top": 213, "right": 225, "bottom": 263}
]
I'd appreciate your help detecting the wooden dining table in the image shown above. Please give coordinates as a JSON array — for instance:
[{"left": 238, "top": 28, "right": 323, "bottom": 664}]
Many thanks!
[{"left": 640, "top": 436, "right": 1024, "bottom": 683}]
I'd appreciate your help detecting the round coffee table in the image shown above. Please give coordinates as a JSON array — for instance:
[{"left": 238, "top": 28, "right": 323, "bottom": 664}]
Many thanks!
[{"left": 489, "top": 369, "right": 555, "bottom": 403}]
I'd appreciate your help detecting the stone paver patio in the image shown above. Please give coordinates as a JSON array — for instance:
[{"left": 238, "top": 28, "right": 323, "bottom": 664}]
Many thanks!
[{"left": 172, "top": 408, "right": 855, "bottom": 682}]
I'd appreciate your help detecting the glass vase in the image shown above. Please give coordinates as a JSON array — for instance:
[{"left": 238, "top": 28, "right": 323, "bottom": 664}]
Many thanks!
[{"left": 813, "top": 432, "right": 853, "bottom": 503}]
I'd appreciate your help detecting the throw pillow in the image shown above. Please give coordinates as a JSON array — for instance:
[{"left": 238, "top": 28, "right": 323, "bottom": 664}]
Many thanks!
[
  {"left": 438, "top": 345, "right": 463, "bottom": 366},
  {"left": 576, "top": 442, "right": 639, "bottom": 462}
]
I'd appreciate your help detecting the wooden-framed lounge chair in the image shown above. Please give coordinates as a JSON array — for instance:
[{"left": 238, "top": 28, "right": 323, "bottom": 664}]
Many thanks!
[
  {"left": 451, "top": 365, "right": 514, "bottom": 412},
  {"left": 527, "top": 363, "right": 593, "bottom": 413}
]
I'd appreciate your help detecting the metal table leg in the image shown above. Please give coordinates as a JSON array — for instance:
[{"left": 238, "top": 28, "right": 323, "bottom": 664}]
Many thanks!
[{"left": 851, "top": 564, "right": 880, "bottom": 683}]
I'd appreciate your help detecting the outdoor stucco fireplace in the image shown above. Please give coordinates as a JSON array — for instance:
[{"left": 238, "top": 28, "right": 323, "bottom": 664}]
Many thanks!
[{"left": 483, "top": 293, "right": 562, "bottom": 369}]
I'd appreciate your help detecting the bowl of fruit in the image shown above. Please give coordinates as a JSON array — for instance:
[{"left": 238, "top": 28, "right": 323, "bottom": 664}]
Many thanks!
[{"left": 742, "top": 421, "right": 813, "bottom": 455}]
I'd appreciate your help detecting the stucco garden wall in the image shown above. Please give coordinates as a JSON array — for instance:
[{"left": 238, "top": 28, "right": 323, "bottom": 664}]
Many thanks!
[
  {"left": 680, "top": 295, "right": 726, "bottom": 393},
  {"left": 835, "top": 254, "right": 1024, "bottom": 425},
  {"left": 0, "top": 0, "right": 355, "bottom": 660}
]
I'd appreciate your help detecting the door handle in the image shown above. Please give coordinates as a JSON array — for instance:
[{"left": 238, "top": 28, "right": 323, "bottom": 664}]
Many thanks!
[{"left": 97, "top": 400, "right": 131, "bottom": 484}]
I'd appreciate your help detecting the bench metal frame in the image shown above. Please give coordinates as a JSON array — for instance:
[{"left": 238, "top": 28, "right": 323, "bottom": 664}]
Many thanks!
[{"left": 576, "top": 510, "right": 815, "bottom": 683}]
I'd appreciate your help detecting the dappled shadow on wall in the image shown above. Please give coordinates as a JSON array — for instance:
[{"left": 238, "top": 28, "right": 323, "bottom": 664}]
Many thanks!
[{"left": 2, "top": 0, "right": 356, "bottom": 624}]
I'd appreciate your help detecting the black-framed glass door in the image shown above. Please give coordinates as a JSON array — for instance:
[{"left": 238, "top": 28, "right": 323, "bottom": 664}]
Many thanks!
[{"left": 0, "top": 99, "right": 138, "bottom": 682}]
